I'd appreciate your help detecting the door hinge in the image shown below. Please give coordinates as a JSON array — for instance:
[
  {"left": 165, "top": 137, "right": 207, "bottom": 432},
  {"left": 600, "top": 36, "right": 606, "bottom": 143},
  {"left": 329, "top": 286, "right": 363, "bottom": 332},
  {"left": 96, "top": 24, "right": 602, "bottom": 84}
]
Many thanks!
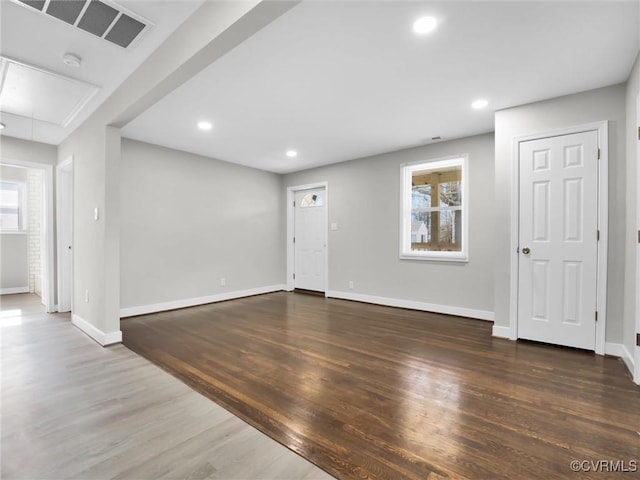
[
  {"left": 293, "top": 273, "right": 295, "bottom": 279},
  {"left": 595, "top": 311, "right": 598, "bottom": 322},
  {"left": 293, "top": 201, "right": 296, "bottom": 207},
  {"left": 293, "top": 236, "right": 295, "bottom": 244},
  {"left": 597, "top": 148, "right": 600, "bottom": 160},
  {"left": 636, "top": 333, "right": 640, "bottom": 347},
  {"left": 637, "top": 126, "right": 640, "bottom": 141},
  {"left": 597, "top": 230, "right": 600, "bottom": 241},
  {"left": 637, "top": 230, "right": 640, "bottom": 244}
]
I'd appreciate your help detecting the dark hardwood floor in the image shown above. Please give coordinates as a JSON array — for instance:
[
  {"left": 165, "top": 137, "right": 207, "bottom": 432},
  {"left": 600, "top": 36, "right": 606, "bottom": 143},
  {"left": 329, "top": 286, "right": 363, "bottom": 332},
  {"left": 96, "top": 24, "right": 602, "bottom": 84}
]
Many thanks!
[{"left": 122, "top": 292, "right": 640, "bottom": 480}]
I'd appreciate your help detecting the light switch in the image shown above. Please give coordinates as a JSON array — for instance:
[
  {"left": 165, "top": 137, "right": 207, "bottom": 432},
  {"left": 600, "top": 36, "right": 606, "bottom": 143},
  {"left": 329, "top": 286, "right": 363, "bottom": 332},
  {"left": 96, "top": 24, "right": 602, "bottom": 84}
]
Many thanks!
[{"left": 330, "top": 222, "right": 338, "bottom": 231}]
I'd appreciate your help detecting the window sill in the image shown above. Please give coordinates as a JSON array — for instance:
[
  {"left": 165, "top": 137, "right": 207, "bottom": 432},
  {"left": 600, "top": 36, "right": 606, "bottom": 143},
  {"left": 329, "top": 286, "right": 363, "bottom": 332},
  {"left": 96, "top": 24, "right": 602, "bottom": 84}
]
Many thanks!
[{"left": 400, "top": 252, "right": 468, "bottom": 263}]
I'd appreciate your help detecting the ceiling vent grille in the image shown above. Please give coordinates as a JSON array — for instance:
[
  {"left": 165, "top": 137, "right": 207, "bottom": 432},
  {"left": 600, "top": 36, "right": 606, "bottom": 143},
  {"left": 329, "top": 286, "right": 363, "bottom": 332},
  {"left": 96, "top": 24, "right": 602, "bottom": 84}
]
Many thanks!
[{"left": 15, "top": 0, "right": 150, "bottom": 48}]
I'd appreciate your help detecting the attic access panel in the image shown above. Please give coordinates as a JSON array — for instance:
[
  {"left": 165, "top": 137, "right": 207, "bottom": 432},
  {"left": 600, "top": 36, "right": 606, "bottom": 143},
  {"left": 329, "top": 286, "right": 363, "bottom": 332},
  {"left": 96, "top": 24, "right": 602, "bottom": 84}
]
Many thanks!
[
  {"left": 0, "top": 57, "right": 99, "bottom": 127},
  {"left": 14, "top": 0, "right": 151, "bottom": 48}
]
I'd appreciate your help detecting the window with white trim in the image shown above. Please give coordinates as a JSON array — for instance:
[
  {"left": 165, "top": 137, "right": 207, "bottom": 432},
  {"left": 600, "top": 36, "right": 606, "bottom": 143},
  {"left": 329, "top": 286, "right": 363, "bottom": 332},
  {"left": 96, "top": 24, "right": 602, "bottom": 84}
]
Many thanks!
[
  {"left": 400, "top": 155, "right": 468, "bottom": 261},
  {"left": 0, "top": 181, "right": 26, "bottom": 231}
]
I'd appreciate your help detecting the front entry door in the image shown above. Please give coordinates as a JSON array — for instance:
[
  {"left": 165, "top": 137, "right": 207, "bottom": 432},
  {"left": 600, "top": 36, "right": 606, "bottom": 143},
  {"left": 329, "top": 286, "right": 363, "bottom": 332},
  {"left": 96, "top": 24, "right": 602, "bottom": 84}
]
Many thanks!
[
  {"left": 294, "top": 188, "right": 326, "bottom": 292},
  {"left": 518, "top": 130, "right": 599, "bottom": 350}
]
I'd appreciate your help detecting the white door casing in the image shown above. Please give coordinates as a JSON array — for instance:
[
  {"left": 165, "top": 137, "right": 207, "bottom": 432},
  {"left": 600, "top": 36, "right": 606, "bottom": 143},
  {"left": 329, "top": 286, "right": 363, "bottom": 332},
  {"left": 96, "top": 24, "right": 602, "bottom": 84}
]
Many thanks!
[
  {"left": 518, "top": 130, "right": 599, "bottom": 350},
  {"left": 0, "top": 158, "right": 55, "bottom": 312},
  {"left": 56, "top": 158, "right": 73, "bottom": 313},
  {"left": 635, "top": 93, "right": 640, "bottom": 384},
  {"left": 293, "top": 187, "right": 327, "bottom": 292}
]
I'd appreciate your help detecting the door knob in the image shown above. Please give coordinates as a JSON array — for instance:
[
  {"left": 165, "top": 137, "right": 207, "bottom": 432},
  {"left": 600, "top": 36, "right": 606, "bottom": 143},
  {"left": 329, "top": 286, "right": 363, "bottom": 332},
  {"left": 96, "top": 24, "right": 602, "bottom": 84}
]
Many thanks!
[{"left": 522, "top": 247, "right": 530, "bottom": 254}]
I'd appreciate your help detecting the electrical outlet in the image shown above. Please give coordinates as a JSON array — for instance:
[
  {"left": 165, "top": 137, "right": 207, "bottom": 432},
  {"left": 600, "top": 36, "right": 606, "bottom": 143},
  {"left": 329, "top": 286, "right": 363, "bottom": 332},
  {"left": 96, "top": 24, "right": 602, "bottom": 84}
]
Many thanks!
[
  {"left": 220, "top": 277, "right": 226, "bottom": 287},
  {"left": 348, "top": 281, "right": 354, "bottom": 290},
  {"left": 84, "top": 289, "right": 89, "bottom": 303}
]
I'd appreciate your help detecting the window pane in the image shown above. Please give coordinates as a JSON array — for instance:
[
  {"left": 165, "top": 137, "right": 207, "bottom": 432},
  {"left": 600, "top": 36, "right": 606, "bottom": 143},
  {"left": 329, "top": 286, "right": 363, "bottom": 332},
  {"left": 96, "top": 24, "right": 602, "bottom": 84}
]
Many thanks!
[
  {"left": 300, "top": 193, "right": 323, "bottom": 207},
  {"left": 402, "top": 156, "right": 467, "bottom": 260},
  {"left": 0, "top": 183, "right": 19, "bottom": 207},
  {"left": 439, "top": 180, "right": 461, "bottom": 207},
  {"left": 410, "top": 210, "right": 462, "bottom": 252},
  {"left": 0, "top": 212, "right": 19, "bottom": 230},
  {"left": 0, "top": 182, "right": 23, "bottom": 231}
]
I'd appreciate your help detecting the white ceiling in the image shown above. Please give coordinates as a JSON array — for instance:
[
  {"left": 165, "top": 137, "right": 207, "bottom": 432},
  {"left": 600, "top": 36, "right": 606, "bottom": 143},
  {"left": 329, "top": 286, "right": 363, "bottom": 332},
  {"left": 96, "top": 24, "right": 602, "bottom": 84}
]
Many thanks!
[
  {"left": 122, "top": 0, "right": 640, "bottom": 174},
  {"left": 1, "top": 2, "right": 638, "bottom": 173},
  {"left": 0, "top": 0, "right": 203, "bottom": 145}
]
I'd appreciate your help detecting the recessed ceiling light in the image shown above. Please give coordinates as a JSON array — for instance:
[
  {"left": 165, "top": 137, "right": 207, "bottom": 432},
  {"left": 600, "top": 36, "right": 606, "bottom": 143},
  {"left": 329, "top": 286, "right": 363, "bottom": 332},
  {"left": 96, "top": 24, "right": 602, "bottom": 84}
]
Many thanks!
[
  {"left": 471, "top": 99, "right": 489, "bottom": 109},
  {"left": 286, "top": 150, "right": 297, "bottom": 158},
  {"left": 62, "top": 53, "right": 82, "bottom": 68},
  {"left": 197, "top": 121, "right": 213, "bottom": 131},
  {"left": 0, "top": 122, "right": 5, "bottom": 130},
  {"left": 413, "top": 16, "right": 438, "bottom": 35}
]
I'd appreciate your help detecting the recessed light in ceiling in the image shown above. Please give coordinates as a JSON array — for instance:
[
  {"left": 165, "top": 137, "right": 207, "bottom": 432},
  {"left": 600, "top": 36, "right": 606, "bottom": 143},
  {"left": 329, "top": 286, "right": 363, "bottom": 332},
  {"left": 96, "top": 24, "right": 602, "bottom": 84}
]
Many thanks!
[
  {"left": 197, "top": 121, "right": 213, "bottom": 131},
  {"left": 472, "top": 99, "right": 489, "bottom": 109},
  {"left": 63, "top": 53, "right": 82, "bottom": 68},
  {"left": 413, "top": 16, "right": 438, "bottom": 35},
  {"left": 286, "top": 150, "right": 297, "bottom": 158}
]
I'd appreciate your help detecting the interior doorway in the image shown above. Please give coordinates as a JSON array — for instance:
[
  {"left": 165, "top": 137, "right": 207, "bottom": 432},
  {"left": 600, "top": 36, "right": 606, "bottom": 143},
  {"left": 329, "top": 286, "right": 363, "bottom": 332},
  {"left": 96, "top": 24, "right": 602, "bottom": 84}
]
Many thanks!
[
  {"left": 286, "top": 183, "right": 328, "bottom": 293},
  {"left": 0, "top": 159, "right": 55, "bottom": 312},
  {"left": 57, "top": 157, "right": 73, "bottom": 313},
  {"left": 511, "top": 122, "right": 608, "bottom": 354}
]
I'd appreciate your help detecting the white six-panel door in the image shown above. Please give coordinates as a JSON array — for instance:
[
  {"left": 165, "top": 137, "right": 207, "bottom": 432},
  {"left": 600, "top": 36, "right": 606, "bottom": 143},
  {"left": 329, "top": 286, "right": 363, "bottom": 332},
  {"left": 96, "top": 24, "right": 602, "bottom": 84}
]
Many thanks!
[
  {"left": 294, "top": 188, "right": 326, "bottom": 292},
  {"left": 518, "top": 130, "right": 599, "bottom": 350}
]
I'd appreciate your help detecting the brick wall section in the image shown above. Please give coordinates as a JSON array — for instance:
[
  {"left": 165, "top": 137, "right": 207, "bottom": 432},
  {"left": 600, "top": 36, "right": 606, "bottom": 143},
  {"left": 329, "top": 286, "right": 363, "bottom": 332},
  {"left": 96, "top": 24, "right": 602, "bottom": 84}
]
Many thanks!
[{"left": 27, "top": 168, "right": 42, "bottom": 296}]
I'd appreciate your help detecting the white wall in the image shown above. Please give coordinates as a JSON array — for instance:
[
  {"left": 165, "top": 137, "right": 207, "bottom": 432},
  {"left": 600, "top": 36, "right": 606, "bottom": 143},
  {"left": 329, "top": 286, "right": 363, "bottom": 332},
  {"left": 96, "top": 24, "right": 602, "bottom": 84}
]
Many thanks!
[
  {"left": 494, "top": 84, "right": 627, "bottom": 343},
  {"left": 27, "top": 168, "right": 43, "bottom": 295},
  {"left": 119, "top": 139, "right": 285, "bottom": 310},
  {"left": 283, "top": 133, "right": 495, "bottom": 318}
]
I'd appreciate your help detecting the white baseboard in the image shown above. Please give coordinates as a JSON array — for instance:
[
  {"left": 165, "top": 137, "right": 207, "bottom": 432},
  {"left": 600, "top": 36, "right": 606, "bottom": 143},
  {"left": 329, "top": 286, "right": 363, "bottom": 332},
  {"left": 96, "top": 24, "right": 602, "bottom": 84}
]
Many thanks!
[
  {"left": 72, "top": 313, "right": 122, "bottom": 346},
  {"left": 325, "top": 290, "right": 494, "bottom": 321},
  {"left": 492, "top": 325, "right": 512, "bottom": 339},
  {"left": 605, "top": 342, "right": 635, "bottom": 376},
  {"left": 120, "top": 284, "right": 287, "bottom": 318},
  {"left": 0, "top": 286, "right": 30, "bottom": 295}
]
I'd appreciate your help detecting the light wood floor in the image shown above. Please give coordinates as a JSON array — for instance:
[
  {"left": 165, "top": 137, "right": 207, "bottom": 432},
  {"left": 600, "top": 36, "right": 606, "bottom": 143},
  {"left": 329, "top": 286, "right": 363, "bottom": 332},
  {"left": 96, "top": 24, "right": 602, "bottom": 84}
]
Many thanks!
[
  {"left": 1, "top": 293, "right": 333, "bottom": 480},
  {"left": 122, "top": 292, "right": 640, "bottom": 480}
]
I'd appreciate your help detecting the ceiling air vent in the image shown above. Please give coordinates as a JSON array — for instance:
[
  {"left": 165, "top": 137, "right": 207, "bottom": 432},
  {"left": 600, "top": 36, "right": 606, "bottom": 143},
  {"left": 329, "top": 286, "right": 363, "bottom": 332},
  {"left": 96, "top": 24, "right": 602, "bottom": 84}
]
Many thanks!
[{"left": 15, "top": 0, "right": 150, "bottom": 48}]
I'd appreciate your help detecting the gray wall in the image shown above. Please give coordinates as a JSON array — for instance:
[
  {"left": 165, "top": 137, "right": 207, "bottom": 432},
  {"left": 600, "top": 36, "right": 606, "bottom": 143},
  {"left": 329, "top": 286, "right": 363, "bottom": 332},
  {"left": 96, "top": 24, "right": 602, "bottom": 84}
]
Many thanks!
[
  {"left": 624, "top": 52, "right": 640, "bottom": 357},
  {"left": 0, "top": 165, "right": 29, "bottom": 291},
  {"left": 494, "top": 84, "right": 627, "bottom": 343},
  {"left": 120, "top": 138, "right": 285, "bottom": 309},
  {"left": 0, "top": 233, "right": 28, "bottom": 290},
  {"left": 1, "top": 136, "right": 58, "bottom": 166},
  {"left": 58, "top": 120, "right": 120, "bottom": 335},
  {"left": 283, "top": 133, "right": 495, "bottom": 316}
]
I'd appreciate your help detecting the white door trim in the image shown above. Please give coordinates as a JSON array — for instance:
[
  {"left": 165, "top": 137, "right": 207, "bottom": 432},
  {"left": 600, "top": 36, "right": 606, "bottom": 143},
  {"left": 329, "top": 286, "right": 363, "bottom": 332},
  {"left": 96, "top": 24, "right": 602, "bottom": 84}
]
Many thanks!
[
  {"left": 286, "top": 182, "right": 329, "bottom": 294},
  {"left": 509, "top": 121, "right": 608, "bottom": 354},
  {"left": 635, "top": 93, "right": 640, "bottom": 384},
  {"left": 0, "top": 158, "right": 56, "bottom": 312},
  {"left": 56, "top": 156, "right": 73, "bottom": 313}
]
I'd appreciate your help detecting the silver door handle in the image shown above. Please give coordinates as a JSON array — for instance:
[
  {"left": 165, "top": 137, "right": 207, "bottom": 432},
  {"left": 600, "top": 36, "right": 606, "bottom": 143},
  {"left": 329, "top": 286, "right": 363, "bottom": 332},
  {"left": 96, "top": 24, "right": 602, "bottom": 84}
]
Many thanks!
[{"left": 522, "top": 247, "right": 530, "bottom": 254}]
